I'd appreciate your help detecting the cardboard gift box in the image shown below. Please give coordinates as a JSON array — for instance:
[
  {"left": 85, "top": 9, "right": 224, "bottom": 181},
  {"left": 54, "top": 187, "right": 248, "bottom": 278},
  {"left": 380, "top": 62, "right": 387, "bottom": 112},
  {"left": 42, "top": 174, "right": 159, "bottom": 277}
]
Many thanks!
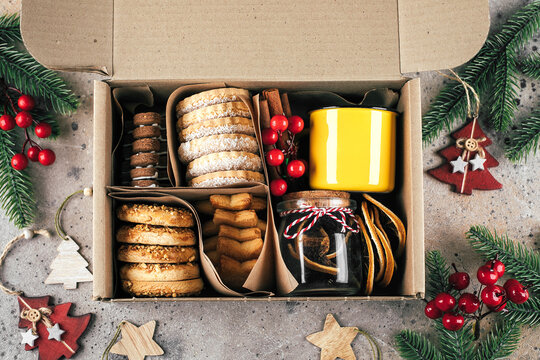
[{"left": 20, "top": 0, "right": 490, "bottom": 301}]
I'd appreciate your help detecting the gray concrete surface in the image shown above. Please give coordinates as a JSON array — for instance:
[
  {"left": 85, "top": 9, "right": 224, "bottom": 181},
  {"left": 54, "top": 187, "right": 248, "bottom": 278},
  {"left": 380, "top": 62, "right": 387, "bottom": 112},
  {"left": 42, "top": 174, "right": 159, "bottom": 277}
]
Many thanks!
[{"left": 0, "top": 0, "right": 538, "bottom": 359}]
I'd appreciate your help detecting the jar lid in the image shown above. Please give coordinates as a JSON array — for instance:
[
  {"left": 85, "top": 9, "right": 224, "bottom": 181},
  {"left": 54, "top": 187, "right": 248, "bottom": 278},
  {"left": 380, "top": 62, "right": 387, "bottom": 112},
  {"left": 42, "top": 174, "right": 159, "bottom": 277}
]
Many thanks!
[
  {"left": 278, "top": 191, "right": 355, "bottom": 213},
  {"left": 283, "top": 190, "right": 350, "bottom": 201}
]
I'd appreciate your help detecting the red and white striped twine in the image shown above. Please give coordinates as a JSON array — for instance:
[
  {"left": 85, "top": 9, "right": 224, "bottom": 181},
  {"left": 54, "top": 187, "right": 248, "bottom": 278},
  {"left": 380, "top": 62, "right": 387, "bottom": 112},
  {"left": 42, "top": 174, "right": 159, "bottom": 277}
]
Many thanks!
[{"left": 279, "top": 206, "right": 360, "bottom": 240}]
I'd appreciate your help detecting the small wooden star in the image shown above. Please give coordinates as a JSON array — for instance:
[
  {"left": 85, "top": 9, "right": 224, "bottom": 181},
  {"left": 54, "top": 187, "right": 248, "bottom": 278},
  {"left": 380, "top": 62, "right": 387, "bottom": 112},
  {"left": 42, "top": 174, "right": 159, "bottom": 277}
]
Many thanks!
[
  {"left": 110, "top": 321, "right": 164, "bottom": 360},
  {"left": 306, "top": 314, "right": 358, "bottom": 360}
]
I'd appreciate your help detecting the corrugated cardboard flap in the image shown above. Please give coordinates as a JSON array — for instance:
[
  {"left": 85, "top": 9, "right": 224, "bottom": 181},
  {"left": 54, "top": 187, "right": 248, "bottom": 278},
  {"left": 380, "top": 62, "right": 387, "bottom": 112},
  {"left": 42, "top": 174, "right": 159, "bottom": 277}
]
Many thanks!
[
  {"left": 21, "top": 0, "right": 489, "bottom": 79},
  {"left": 21, "top": 0, "right": 112, "bottom": 75}
]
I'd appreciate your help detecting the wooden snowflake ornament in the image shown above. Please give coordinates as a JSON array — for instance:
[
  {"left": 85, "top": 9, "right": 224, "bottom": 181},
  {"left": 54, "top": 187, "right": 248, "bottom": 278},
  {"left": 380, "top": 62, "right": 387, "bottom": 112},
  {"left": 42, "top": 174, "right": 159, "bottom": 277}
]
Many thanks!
[
  {"left": 110, "top": 321, "right": 164, "bottom": 360},
  {"left": 306, "top": 314, "right": 359, "bottom": 360}
]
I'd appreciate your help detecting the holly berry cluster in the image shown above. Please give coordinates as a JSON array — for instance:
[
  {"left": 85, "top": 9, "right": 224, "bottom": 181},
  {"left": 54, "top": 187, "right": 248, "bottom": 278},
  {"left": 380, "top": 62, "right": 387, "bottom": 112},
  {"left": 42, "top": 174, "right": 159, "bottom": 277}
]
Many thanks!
[
  {"left": 262, "top": 114, "right": 307, "bottom": 196},
  {"left": 0, "top": 90, "right": 55, "bottom": 170},
  {"left": 424, "top": 258, "right": 529, "bottom": 331}
]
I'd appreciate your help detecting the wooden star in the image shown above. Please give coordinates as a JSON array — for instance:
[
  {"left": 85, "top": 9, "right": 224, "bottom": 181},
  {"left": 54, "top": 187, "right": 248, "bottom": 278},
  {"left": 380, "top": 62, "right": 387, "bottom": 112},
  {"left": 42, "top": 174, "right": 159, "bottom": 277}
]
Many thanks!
[
  {"left": 110, "top": 321, "right": 164, "bottom": 360},
  {"left": 306, "top": 314, "right": 358, "bottom": 360}
]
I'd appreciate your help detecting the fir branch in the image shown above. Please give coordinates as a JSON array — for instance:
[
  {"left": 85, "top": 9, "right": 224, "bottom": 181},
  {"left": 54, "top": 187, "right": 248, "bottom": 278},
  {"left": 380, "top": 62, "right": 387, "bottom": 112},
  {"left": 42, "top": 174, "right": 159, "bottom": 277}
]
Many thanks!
[
  {"left": 30, "top": 107, "right": 61, "bottom": 140},
  {"left": 503, "top": 296, "right": 540, "bottom": 326},
  {"left": 0, "top": 130, "right": 35, "bottom": 228},
  {"left": 422, "top": 1, "right": 540, "bottom": 143},
  {"left": 488, "top": 48, "right": 519, "bottom": 131},
  {"left": 505, "top": 109, "right": 540, "bottom": 162},
  {"left": 467, "top": 226, "right": 540, "bottom": 293},
  {"left": 520, "top": 52, "right": 540, "bottom": 80},
  {"left": 0, "top": 14, "right": 20, "bottom": 43},
  {"left": 0, "top": 42, "right": 79, "bottom": 114},
  {"left": 474, "top": 321, "right": 521, "bottom": 360},
  {"left": 435, "top": 321, "right": 475, "bottom": 360},
  {"left": 426, "top": 251, "right": 457, "bottom": 299},
  {"left": 394, "top": 330, "right": 444, "bottom": 360}
]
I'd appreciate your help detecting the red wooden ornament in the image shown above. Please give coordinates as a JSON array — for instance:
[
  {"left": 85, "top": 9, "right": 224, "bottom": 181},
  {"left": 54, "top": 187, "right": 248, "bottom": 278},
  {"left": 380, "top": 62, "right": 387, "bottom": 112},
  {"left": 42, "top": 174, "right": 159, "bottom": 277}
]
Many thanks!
[
  {"left": 18, "top": 295, "right": 91, "bottom": 360},
  {"left": 428, "top": 120, "right": 502, "bottom": 195}
]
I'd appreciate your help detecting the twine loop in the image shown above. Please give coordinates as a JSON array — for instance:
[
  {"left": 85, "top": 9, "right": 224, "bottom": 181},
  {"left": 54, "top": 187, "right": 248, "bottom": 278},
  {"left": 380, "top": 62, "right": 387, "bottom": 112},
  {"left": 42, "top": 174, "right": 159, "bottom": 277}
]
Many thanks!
[
  {"left": 279, "top": 206, "right": 359, "bottom": 240},
  {"left": 21, "top": 306, "right": 53, "bottom": 334}
]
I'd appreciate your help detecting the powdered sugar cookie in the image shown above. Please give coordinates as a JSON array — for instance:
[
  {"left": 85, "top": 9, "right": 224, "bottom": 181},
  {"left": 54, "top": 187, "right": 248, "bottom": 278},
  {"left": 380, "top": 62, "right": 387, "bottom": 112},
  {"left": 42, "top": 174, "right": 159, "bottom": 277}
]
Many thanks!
[
  {"left": 178, "top": 134, "right": 259, "bottom": 164},
  {"left": 179, "top": 117, "right": 255, "bottom": 142},
  {"left": 186, "top": 151, "right": 263, "bottom": 180},
  {"left": 176, "top": 88, "right": 249, "bottom": 116},
  {"left": 189, "top": 170, "right": 265, "bottom": 188},
  {"left": 177, "top": 101, "right": 250, "bottom": 129}
]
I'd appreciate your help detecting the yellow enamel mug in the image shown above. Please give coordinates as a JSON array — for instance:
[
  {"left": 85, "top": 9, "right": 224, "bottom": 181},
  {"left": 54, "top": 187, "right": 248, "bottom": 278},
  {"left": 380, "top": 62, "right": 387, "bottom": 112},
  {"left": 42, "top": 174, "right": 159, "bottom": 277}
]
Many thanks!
[{"left": 309, "top": 107, "right": 397, "bottom": 192}]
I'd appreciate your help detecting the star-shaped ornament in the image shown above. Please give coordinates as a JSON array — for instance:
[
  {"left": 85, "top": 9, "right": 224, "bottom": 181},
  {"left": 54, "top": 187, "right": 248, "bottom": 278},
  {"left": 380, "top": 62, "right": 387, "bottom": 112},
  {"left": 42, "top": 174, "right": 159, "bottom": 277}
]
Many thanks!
[
  {"left": 450, "top": 155, "right": 468, "bottom": 173},
  {"left": 47, "top": 323, "right": 65, "bottom": 341},
  {"left": 469, "top": 153, "right": 486, "bottom": 171},
  {"left": 20, "top": 328, "right": 39, "bottom": 347},
  {"left": 110, "top": 320, "right": 164, "bottom": 360},
  {"left": 306, "top": 314, "right": 358, "bottom": 360}
]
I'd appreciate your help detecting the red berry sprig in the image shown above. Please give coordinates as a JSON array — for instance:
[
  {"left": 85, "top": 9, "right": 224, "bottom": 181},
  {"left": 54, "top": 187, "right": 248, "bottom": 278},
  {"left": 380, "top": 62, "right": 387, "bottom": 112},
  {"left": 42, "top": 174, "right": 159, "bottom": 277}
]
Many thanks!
[
  {"left": 0, "top": 88, "right": 55, "bottom": 170},
  {"left": 264, "top": 114, "right": 307, "bottom": 196},
  {"left": 423, "top": 258, "right": 529, "bottom": 333}
]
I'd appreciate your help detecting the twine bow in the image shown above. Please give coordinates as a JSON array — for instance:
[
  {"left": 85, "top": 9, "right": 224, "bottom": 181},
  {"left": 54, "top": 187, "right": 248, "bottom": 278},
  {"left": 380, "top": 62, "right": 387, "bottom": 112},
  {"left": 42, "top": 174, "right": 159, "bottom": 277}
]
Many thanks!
[
  {"left": 456, "top": 132, "right": 487, "bottom": 158},
  {"left": 280, "top": 206, "right": 360, "bottom": 240},
  {"left": 20, "top": 306, "right": 53, "bottom": 334}
]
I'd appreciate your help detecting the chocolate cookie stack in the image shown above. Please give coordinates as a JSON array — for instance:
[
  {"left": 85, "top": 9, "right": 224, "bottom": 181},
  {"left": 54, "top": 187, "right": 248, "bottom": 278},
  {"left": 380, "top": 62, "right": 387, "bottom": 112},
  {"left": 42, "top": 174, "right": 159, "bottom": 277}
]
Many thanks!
[
  {"left": 196, "top": 193, "right": 267, "bottom": 290},
  {"left": 176, "top": 88, "right": 265, "bottom": 187},
  {"left": 116, "top": 204, "right": 203, "bottom": 297},
  {"left": 129, "top": 112, "right": 167, "bottom": 187}
]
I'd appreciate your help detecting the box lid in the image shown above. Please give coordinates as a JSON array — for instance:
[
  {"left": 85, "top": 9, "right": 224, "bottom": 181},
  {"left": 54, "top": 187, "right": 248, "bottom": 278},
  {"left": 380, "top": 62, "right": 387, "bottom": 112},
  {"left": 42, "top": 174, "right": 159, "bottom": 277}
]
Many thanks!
[{"left": 21, "top": 0, "right": 489, "bottom": 80}]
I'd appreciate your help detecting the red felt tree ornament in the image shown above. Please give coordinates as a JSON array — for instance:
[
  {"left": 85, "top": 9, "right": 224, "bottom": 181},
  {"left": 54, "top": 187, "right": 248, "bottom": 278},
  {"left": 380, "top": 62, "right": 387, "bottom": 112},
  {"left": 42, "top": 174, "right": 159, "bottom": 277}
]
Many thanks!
[{"left": 428, "top": 70, "right": 502, "bottom": 195}]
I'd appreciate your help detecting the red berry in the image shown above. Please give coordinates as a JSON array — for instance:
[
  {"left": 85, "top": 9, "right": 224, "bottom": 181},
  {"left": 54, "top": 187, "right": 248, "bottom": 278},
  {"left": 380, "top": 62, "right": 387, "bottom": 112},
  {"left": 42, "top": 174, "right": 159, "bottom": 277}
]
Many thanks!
[
  {"left": 17, "top": 94, "right": 35, "bottom": 111},
  {"left": 270, "top": 115, "right": 288, "bottom": 132},
  {"left": 287, "top": 160, "right": 305, "bottom": 178},
  {"left": 287, "top": 115, "right": 304, "bottom": 134},
  {"left": 270, "top": 178, "right": 287, "bottom": 196},
  {"left": 11, "top": 153, "right": 28, "bottom": 170},
  {"left": 0, "top": 114, "right": 15, "bottom": 131},
  {"left": 481, "top": 285, "right": 505, "bottom": 307},
  {"left": 442, "top": 313, "right": 464, "bottom": 331},
  {"left": 35, "top": 122, "right": 52, "bottom": 138},
  {"left": 503, "top": 279, "right": 521, "bottom": 291},
  {"left": 434, "top": 292, "right": 456, "bottom": 312},
  {"left": 477, "top": 264, "right": 499, "bottom": 285},
  {"left": 424, "top": 300, "right": 442, "bottom": 319},
  {"left": 38, "top": 149, "right": 55, "bottom": 166},
  {"left": 261, "top": 128, "right": 279, "bottom": 145},
  {"left": 449, "top": 271, "right": 470, "bottom": 290},
  {"left": 458, "top": 293, "right": 480, "bottom": 313},
  {"left": 489, "top": 302, "right": 506, "bottom": 312},
  {"left": 27, "top": 146, "right": 40, "bottom": 162},
  {"left": 15, "top": 111, "right": 33, "bottom": 128},
  {"left": 486, "top": 259, "right": 505, "bottom": 277},
  {"left": 266, "top": 148, "right": 284, "bottom": 166},
  {"left": 506, "top": 284, "right": 529, "bottom": 304}
]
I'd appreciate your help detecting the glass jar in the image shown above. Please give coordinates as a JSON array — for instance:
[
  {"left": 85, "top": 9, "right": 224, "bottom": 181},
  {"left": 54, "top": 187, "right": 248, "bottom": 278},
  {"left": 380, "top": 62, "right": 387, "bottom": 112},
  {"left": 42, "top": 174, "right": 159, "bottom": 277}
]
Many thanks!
[{"left": 277, "top": 191, "right": 363, "bottom": 296}]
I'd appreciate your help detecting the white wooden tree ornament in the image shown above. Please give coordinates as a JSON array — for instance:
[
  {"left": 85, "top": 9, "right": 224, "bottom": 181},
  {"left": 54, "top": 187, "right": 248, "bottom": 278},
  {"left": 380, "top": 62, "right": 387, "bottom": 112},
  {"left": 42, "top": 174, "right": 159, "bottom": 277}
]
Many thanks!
[{"left": 45, "top": 236, "right": 93, "bottom": 289}]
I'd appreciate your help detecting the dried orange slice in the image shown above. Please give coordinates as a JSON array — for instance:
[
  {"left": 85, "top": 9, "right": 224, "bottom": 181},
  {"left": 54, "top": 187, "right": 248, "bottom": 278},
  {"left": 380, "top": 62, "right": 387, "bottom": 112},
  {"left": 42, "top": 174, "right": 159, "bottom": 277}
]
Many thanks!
[
  {"left": 357, "top": 215, "right": 374, "bottom": 295},
  {"left": 370, "top": 207, "right": 395, "bottom": 288},
  {"left": 360, "top": 201, "right": 386, "bottom": 283}
]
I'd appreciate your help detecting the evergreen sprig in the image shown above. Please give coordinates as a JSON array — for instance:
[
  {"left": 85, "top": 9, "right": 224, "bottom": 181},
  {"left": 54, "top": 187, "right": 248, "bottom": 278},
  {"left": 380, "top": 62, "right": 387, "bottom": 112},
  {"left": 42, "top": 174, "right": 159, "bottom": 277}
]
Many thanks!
[
  {"left": 504, "top": 296, "right": 540, "bottom": 326},
  {"left": 474, "top": 322, "right": 521, "bottom": 360},
  {"left": 435, "top": 322, "right": 475, "bottom": 360},
  {"left": 505, "top": 108, "right": 540, "bottom": 162},
  {"left": 467, "top": 225, "right": 540, "bottom": 293},
  {"left": 422, "top": 1, "right": 540, "bottom": 142},
  {"left": 395, "top": 330, "right": 444, "bottom": 360},
  {"left": 426, "top": 251, "right": 457, "bottom": 299},
  {"left": 0, "top": 14, "right": 20, "bottom": 43},
  {"left": 520, "top": 52, "right": 540, "bottom": 79}
]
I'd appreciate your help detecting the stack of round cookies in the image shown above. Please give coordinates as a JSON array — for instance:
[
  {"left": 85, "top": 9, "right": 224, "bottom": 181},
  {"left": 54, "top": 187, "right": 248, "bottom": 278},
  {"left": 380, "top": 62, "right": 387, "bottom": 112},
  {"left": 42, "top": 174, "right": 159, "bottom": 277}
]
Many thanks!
[
  {"left": 116, "top": 203, "right": 203, "bottom": 297},
  {"left": 176, "top": 88, "right": 265, "bottom": 187},
  {"left": 129, "top": 112, "right": 167, "bottom": 187}
]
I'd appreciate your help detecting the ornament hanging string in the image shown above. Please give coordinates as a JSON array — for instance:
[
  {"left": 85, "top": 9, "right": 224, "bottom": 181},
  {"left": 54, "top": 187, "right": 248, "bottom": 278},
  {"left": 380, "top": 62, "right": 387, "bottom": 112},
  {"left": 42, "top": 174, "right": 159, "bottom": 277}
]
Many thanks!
[
  {"left": 101, "top": 321, "right": 126, "bottom": 360},
  {"left": 437, "top": 70, "right": 485, "bottom": 193},
  {"left": 55, "top": 187, "right": 93, "bottom": 241}
]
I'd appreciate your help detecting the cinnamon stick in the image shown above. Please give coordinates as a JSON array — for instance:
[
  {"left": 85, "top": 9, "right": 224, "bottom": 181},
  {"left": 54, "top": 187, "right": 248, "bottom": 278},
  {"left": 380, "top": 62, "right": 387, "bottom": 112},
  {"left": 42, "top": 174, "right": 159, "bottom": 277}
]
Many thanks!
[
  {"left": 263, "top": 89, "right": 284, "bottom": 117},
  {"left": 259, "top": 99, "right": 281, "bottom": 179},
  {"left": 281, "top": 93, "right": 292, "bottom": 118}
]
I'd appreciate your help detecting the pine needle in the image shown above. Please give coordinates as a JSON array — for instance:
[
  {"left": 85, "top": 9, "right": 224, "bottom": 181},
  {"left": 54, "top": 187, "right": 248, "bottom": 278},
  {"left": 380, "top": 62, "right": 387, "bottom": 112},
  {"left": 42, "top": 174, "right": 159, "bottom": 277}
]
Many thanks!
[
  {"left": 520, "top": 52, "right": 540, "bottom": 80},
  {"left": 394, "top": 330, "right": 444, "bottom": 360},
  {"left": 422, "top": 1, "right": 540, "bottom": 143},
  {"left": 505, "top": 109, "right": 540, "bottom": 162},
  {"left": 0, "top": 14, "right": 20, "bottom": 43},
  {"left": 467, "top": 226, "right": 540, "bottom": 293},
  {"left": 426, "top": 251, "right": 457, "bottom": 299},
  {"left": 474, "top": 321, "right": 521, "bottom": 360},
  {"left": 435, "top": 321, "right": 475, "bottom": 360},
  {"left": 504, "top": 297, "right": 540, "bottom": 326},
  {"left": 488, "top": 47, "right": 519, "bottom": 131},
  {"left": 0, "top": 42, "right": 79, "bottom": 114}
]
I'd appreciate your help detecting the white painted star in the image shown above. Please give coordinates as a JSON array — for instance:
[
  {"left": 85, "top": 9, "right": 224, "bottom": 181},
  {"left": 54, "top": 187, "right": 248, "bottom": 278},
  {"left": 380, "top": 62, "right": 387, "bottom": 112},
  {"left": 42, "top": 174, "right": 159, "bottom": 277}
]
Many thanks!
[
  {"left": 450, "top": 156, "right": 468, "bottom": 173},
  {"left": 20, "top": 328, "right": 39, "bottom": 347},
  {"left": 47, "top": 323, "right": 65, "bottom": 341},
  {"left": 469, "top": 153, "right": 487, "bottom": 171}
]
